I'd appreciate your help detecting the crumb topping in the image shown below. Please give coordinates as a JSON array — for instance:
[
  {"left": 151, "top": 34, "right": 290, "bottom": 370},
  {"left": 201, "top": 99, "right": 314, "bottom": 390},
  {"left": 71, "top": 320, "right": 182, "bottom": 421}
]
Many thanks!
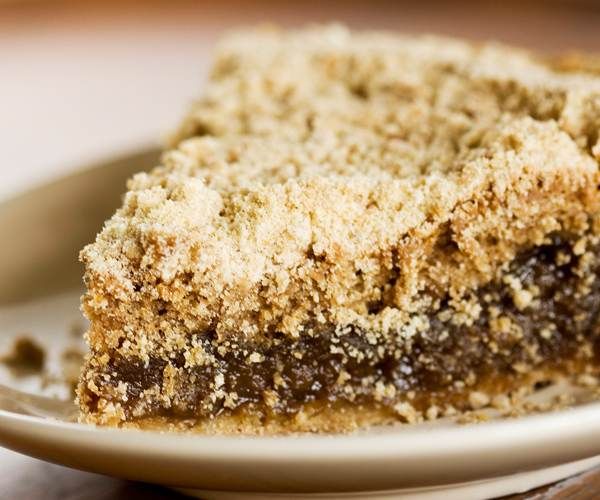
[{"left": 81, "top": 26, "right": 600, "bottom": 350}]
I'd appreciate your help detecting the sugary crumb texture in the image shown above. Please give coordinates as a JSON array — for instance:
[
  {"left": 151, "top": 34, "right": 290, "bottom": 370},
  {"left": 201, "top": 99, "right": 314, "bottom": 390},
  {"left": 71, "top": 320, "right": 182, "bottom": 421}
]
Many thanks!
[{"left": 78, "top": 25, "right": 600, "bottom": 434}]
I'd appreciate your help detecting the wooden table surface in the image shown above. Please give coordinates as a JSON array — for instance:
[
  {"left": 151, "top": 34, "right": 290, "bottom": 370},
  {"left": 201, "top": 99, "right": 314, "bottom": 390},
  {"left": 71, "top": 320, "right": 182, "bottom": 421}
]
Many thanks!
[
  {"left": 507, "top": 468, "right": 600, "bottom": 500},
  {"left": 1, "top": 0, "right": 600, "bottom": 498}
]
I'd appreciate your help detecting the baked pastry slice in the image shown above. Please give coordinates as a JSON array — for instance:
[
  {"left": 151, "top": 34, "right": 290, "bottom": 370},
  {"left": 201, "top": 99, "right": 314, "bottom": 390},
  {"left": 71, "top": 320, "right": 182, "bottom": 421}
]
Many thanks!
[{"left": 77, "top": 26, "right": 600, "bottom": 433}]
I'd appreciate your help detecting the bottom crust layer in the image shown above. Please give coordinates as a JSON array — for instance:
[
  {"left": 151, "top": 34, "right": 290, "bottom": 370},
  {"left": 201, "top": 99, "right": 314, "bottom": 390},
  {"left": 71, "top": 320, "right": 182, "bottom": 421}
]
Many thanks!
[{"left": 112, "top": 367, "right": 599, "bottom": 435}]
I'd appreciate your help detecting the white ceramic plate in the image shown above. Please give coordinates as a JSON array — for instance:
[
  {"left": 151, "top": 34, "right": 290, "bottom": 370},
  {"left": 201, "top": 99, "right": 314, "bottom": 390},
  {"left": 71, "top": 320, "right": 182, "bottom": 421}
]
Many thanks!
[{"left": 1, "top": 152, "right": 599, "bottom": 499}]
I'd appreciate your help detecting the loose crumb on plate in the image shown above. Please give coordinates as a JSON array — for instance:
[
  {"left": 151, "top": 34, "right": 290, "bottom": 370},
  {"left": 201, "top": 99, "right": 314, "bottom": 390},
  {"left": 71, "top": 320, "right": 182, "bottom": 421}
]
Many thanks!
[{"left": 0, "top": 336, "right": 46, "bottom": 376}]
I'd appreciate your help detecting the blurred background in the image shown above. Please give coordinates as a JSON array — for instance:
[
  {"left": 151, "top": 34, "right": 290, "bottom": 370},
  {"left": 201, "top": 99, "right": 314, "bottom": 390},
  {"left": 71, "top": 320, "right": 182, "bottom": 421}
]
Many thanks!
[{"left": 1, "top": 0, "right": 600, "bottom": 200}]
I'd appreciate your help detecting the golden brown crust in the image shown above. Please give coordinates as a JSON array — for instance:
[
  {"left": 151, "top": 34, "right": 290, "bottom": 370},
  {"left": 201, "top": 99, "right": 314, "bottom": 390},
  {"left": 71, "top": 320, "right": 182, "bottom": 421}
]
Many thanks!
[
  {"left": 82, "top": 368, "right": 600, "bottom": 435},
  {"left": 78, "top": 25, "right": 600, "bottom": 432}
]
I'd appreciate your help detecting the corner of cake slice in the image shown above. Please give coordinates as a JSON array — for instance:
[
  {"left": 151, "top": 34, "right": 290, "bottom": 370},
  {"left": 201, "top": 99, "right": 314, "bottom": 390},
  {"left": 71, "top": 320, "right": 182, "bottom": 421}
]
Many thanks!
[{"left": 77, "top": 25, "right": 600, "bottom": 434}]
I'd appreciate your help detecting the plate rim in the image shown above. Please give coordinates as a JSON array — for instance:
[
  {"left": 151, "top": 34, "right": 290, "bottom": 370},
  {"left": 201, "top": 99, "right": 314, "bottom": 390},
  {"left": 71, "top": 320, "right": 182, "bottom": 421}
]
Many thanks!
[
  {"left": 1, "top": 401, "right": 600, "bottom": 492},
  {"left": 1, "top": 400, "right": 600, "bottom": 460}
]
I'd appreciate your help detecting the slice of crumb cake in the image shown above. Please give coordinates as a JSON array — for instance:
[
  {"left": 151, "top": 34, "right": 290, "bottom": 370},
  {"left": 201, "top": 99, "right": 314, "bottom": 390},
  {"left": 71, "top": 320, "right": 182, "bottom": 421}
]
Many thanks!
[{"left": 77, "top": 26, "right": 600, "bottom": 434}]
